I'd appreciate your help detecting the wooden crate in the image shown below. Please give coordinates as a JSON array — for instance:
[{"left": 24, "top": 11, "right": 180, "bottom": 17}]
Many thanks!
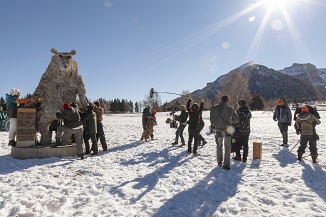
[
  {"left": 253, "top": 142, "right": 262, "bottom": 160},
  {"left": 16, "top": 108, "right": 36, "bottom": 147}
]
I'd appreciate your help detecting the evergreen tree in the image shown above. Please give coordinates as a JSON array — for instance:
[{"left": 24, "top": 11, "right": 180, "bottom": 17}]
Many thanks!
[
  {"left": 135, "top": 102, "right": 139, "bottom": 113},
  {"left": 129, "top": 100, "right": 134, "bottom": 113},
  {"left": 249, "top": 95, "right": 264, "bottom": 111},
  {"left": 0, "top": 96, "right": 5, "bottom": 110}
]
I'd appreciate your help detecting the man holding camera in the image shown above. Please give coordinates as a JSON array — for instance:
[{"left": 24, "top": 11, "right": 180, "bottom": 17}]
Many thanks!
[{"left": 295, "top": 106, "right": 321, "bottom": 163}]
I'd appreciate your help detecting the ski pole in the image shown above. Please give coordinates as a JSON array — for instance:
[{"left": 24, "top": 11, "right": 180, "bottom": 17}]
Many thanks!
[{"left": 289, "top": 140, "right": 300, "bottom": 153}]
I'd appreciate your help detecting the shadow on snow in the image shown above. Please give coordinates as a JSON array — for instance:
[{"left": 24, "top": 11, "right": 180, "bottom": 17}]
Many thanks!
[
  {"left": 111, "top": 148, "right": 191, "bottom": 203},
  {"left": 152, "top": 164, "right": 246, "bottom": 217}
]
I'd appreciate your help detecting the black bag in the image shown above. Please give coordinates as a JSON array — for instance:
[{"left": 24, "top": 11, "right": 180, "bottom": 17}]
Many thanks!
[
  {"left": 170, "top": 120, "right": 178, "bottom": 128},
  {"left": 313, "top": 133, "right": 319, "bottom": 140},
  {"left": 294, "top": 124, "right": 301, "bottom": 135}
]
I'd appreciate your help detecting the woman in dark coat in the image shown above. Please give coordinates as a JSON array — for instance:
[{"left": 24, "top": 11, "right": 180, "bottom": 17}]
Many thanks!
[
  {"left": 172, "top": 105, "right": 188, "bottom": 146},
  {"left": 82, "top": 105, "right": 98, "bottom": 155}
]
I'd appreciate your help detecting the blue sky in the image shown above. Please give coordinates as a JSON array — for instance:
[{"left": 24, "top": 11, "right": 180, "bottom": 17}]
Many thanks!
[{"left": 1, "top": 0, "right": 325, "bottom": 104}]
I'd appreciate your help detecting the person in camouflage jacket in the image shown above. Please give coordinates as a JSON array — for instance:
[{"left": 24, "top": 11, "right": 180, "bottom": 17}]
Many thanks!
[
  {"left": 232, "top": 100, "right": 252, "bottom": 163},
  {"left": 295, "top": 106, "right": 321, "bottom": 163}
]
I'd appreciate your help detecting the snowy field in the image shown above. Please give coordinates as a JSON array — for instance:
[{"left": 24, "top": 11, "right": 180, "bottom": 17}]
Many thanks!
[{"left": 1, "top": 110, "right": 326, "bottom": 217}]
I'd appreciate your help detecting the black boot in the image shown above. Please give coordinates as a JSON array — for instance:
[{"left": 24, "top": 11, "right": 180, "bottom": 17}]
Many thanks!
[
  {"left": 312, "top": 155, "right": 317, "bottom": 164},
  {"left": 297, "top": 152, "right": 303, "bottom": 161},
  {"left": 78, "top": 154, "right": 85, "bottom": 160},
  {"left": 52, "top": 139, "right": 61, "bottom": 148},
  {"left": 8, "top": 140, "right": 16, "bottom": 146}
]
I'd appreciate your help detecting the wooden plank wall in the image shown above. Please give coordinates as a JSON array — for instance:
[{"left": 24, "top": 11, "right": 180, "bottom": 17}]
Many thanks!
[{"left": 16, "top": 108, "right": 36, "bottom": 147}]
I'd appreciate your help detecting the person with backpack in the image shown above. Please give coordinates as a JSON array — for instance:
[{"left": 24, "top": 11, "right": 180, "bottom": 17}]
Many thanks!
[
  {"left": 210, "top": 95, "right": 239, "bottom": 170},
  {"left": 273, "top": 98, "right": 292, "bottom": 147},
  {"left": 295, "top": 106, "right": 321, "bottom": 163}
]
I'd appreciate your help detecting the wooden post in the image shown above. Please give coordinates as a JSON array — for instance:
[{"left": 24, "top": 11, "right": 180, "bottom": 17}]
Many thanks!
[
  {"left": 253, "top": 142, "right": 262, "bottom": 160},
  {"left": 16, "top": 108, "right": 36, "bottom": 147}
]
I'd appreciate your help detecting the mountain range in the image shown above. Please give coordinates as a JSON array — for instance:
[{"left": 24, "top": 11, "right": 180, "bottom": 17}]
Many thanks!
[{"left": 166, "top": 62, "right": 326, "bottom": 108}]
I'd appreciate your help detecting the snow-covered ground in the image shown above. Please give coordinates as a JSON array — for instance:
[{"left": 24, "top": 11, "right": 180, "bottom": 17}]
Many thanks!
[{"left": 1, "top": 110, "right": 326, "bottom": 217}]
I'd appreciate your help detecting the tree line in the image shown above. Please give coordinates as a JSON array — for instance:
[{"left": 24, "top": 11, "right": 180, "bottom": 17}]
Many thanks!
[{"left": 0, "top": 92, "right": 267, "bottom": 114}]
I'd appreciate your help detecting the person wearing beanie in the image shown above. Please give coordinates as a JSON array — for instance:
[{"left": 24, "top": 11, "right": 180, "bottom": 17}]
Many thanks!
[
  {"left": 295, "top": 106, "right": 321, "bottom": 163},
  {"left": 54, "top": 102, "right": 85, "bottom": 159},
  {"left": 186, "top": 97, "right": 204, "bottom": 156},
  {"left": 273, "top": 98, "right": 292, "bottom": 147},
  {"left": 5, "top": 88, "right": 21, "bottom": 146},
  {"left": 293, "top": 105, "right": 320, "bottom": 121},
  {"left": 210, "top": 95, "right": 239, "bottom": 170},
  {"left": 232, "top": 99, "right": 252, "bottom": 163},
  {"left": 63, "top": 103, "right": 70, "bottom": 110}
]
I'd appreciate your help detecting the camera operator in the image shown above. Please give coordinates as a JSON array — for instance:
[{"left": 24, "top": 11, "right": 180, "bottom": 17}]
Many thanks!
[{"left": 295, "top": 106, "right": 321, "bottom": 163}]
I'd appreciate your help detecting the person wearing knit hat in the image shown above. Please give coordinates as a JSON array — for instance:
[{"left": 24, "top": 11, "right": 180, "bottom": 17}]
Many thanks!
[
  {"left": 277, "top": 99, "right": 284, "bottom": 105},
  {"left": 295, "top": 106, "right": 321, "bottom": 163},
  {"left": 54, "top": 102, "right": 85, "bottom": 159},
  {"left": 210, "top": 95, "right": 239, "bottom": 170},
  {"left": 63, "top": 103, "right": 70, "bottom": 110},
  {"left": 5, "top": 88, "right": 21, "bottom": 146},
  {"left": 273, "top": 98, "right": 292, "bottom": 147},
  {"left": 232, "top": 99, "right": 252, "bottom": 163},
  {"left": 293, "top": 105, "right": 320, "bottom": 122}
]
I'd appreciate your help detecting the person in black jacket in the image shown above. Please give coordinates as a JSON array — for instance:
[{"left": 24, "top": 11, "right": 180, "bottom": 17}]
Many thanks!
[
  {"left": 232, "top": 100, "right": 252, "bottom": 163},
  {"left": 186, "top": 97, "right": 204, "bottom": 156},
  {"left": 198, "top": 115, "right": 207, "bottom": 146},
  {"left": 172, "top": 105, "right": 188, "bottom": 146}
]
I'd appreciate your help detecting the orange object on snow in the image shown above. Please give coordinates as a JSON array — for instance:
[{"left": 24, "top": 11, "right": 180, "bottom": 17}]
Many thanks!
[
  {"left": 16, "top": 98, "right": 43, "bottom": 104},
  {"left": 16, "top": 98, "right": 32, "bottom": 104}
]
